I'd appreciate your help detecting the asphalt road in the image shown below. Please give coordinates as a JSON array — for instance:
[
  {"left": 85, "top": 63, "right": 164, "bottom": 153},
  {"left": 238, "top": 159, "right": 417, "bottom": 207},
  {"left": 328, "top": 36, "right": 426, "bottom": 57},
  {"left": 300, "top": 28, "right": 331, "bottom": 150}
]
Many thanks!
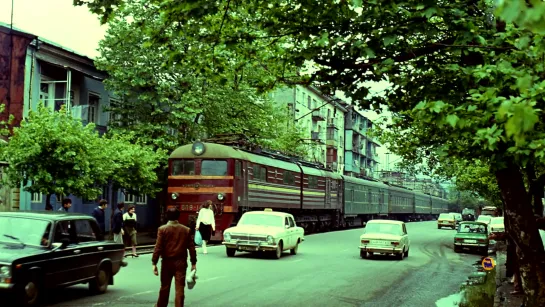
[{"left": 42, "top": 221, "right": 482, "bottom": 307}]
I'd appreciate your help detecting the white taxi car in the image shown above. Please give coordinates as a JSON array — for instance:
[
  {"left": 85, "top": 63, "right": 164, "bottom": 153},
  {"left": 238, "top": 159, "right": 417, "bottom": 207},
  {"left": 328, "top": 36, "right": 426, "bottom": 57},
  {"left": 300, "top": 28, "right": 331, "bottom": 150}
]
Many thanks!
[
  {"left": 222, "top": 209, "right": 305, "bottom": 259},
  {"left": 359, "top": 220, "right": 410, "bottom": 260}
]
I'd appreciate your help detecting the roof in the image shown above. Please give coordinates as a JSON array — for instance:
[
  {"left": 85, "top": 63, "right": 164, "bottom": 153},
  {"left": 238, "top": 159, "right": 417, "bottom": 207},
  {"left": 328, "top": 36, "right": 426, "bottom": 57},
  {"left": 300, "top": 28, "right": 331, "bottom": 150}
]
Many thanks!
[
  {"left": 0, "top": 211, "right": 92, "bottom": 221},
  {"left": 244, "top": 210, "right": 292, "bottom": 217},
  {"left": 460, "top": 221, "right": 488, "bottom": 226},
  {"left": 367, "top": 219, "right": 404, "bottom": 225},
  {"left": 170, "top": 142, "right": 248, "bottom": 160}
]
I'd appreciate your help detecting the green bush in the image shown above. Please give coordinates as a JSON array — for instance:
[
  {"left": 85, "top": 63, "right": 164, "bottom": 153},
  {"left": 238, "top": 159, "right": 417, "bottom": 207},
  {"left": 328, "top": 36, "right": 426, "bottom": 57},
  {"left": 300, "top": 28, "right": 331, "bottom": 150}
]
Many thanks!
[{"left": 459, "top": 269, "right": 496, "bottom": 307}]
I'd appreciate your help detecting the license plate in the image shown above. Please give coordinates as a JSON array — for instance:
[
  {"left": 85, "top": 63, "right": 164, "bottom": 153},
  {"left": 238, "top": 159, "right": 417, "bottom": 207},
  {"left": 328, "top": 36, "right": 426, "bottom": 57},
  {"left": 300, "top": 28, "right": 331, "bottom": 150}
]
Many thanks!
[
  {"left": 240, "top": 246, "right": 256, "bottom": 251},
  {"left": 465, "top": 239, "right": 477, "bottom": 243},
  {"left": 372, "top": 240, "right": 388, "bottom": 245}
]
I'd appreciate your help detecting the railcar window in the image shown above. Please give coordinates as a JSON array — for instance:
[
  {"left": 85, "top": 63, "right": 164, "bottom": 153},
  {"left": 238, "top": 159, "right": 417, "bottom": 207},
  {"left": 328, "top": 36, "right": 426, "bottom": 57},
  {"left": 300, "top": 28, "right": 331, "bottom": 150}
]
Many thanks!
[
  {"left": 202, "top": 160, "right": 227, "bottom": 176},
  {"left": 308, "top": 176, "right": 318, "bottom": 189},
  {"left": 283, "top": 171, "right": 295, "bottom": 185},
  {"left": 172, "top": 160, "right": 195, "bottom": 175},
  {"left": 252, "top": 165, "right": 267, "bottom": 181},
  {"left": 235, "top": 161, "right": 242, "bottom": 177}
]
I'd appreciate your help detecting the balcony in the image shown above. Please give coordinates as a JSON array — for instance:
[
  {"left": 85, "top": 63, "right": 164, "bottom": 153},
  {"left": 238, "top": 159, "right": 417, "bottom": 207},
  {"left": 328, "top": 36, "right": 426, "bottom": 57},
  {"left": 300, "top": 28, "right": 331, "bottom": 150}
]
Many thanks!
[
  {"left": 326, "top": 161, "right": 338, "bottom": 172},
  {"left": 71, "top": 105, "right": 108, "bottom": 136},
  {"left": 311, "top": 131, "right": 320, "bottom": 141},
  {"left": 312, "top": 109, "right": 326, "bottom": 121},
  {"left": 327, "top": 118, "right": 338, "bottom": 129}
]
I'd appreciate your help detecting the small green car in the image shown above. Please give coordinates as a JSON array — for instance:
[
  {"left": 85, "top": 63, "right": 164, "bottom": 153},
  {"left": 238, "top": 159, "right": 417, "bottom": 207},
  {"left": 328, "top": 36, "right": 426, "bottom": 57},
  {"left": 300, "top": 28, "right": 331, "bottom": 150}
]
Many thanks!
[{"left": 453, "top": 221, "right": 489, "bottom": 255}]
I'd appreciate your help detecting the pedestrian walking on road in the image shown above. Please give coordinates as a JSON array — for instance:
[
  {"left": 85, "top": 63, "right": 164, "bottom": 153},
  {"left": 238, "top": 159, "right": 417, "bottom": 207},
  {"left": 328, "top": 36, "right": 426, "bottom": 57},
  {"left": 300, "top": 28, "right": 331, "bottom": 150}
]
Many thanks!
[
  {"left": 92, "top": 199, "right": 108, "bottom": 237},
  {"left": 112, "top": 202, "right": 125, "bottom": 244},
  {"left": 124, "top": 205, "right": 138, "bottom": 257},
  {"left": 152, "top": 207, "right": 197, "bottom": 307},
  {"left": 196, "top": 200, "right": 215, "bottom": 254}
]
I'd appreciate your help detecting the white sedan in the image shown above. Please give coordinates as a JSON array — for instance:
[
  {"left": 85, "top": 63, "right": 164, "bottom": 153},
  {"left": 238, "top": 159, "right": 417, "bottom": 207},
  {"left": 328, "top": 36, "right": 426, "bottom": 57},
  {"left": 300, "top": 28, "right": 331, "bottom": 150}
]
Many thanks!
[
  {"left": 476, "top": 215, "right": 492, "bottom": 225},
  {"left": 359, "top": 220, "right": 410, "bottom": 260},
  {"left": 222, "top": 210, "right": 304, "bottom": 259},
  {"left": 489, "top": 217, "right": 505, "bottom": 234}
]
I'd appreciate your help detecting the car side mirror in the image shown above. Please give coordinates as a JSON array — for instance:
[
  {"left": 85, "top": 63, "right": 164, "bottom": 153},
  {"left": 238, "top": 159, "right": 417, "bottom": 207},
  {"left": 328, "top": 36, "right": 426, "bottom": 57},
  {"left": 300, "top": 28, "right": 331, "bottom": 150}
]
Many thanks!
[{"left": 285, "top": 225, "right": 290, "bottom": 229}]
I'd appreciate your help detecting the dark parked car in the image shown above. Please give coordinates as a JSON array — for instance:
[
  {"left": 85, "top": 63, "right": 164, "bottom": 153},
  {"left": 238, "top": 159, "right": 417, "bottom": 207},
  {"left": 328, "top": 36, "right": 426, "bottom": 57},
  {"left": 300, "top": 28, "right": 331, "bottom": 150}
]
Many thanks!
[{"left": 0, "top": 211, "right": 126, "bottom": 306}]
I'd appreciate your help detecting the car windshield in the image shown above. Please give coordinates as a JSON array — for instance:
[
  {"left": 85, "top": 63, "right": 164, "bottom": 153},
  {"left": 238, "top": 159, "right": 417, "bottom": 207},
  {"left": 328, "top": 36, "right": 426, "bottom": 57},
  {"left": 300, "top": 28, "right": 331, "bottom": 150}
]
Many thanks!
[
  {"left": 490, "top": 217, "right": 504, "bottom": 225},
  {"left": 439, "top": 214, "right": 453, "bottom": 219},
  {"left": 238, "top": 214, "right": 282, "bottom": 227},
  {"left": 0, "top": 217, "right": 52, "bottom": 246},
  {"left": 363, "top": 223, "right": 403, "bottom": 236},
  {"left": 478, "top": 216, "right": 491, "bottom": 222},
  {"left": 459, "top": 223, "right": 487, "bottom": 234}
]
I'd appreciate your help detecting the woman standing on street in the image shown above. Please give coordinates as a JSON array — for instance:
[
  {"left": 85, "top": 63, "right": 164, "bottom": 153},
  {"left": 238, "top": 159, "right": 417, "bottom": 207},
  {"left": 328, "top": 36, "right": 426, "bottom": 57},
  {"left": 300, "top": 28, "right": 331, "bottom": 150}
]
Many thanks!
[
  {"left": 196, "top": 200, "right": 216, "bottom": 254},
  {"left": 123, "top": 205, "right": 139, "bottom": 257}
]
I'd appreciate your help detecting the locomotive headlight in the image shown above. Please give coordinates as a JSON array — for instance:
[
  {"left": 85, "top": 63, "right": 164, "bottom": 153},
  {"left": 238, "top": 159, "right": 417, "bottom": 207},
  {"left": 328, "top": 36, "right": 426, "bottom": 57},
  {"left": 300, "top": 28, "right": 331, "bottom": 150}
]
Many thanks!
[
  {"left": 191, "top": 142, "right": 205, "bottom": 156},
  {"left": 223, "top": 232, "right": 231, "bottom": 241},
  {"left": 171, "top": 193, "right": 179, "bottom": 200},
  {"left": 217, "top": 193, "right": 224, "bottom": 201},
  {"left": 266, "top": 235, "right": 274, "bottom": 244}
]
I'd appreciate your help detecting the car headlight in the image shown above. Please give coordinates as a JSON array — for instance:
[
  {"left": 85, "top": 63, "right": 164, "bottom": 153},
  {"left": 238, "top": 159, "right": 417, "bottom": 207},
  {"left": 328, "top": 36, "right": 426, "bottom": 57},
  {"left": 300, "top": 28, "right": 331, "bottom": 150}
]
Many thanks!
[
  {"left": 267, "top": 235, "right": 274, "bottom": 244},
  {"left": 223, "top": 232, "right": 231, "bottom": 241},
  {"left": 171, "top": 193, "right": 178, "bottom": 200},
  {"left": 217, "top": 193, "right": 224, "bottom": 201},
  {"left": 0, "top": 265, "right": 11, "bottom": 278}
]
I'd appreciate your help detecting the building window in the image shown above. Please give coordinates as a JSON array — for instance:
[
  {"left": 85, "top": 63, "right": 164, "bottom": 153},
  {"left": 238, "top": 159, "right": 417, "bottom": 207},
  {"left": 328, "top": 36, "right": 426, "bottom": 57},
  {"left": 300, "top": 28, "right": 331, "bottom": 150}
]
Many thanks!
[
  {"left": 39, "top": 82, "right": 54, "bottom": 110},
  {"left": 31, "top": 193, "right": 42, "bottom": 203},
  {"left": 252, "top": 164, "right": 267, "bottom": 181},
  {"left": 124, "top": 193, "right": 147, "bottom": 205},
  {"left": 88, "top": 93, "right": 100, "bottom": 123},
  {"left": 109, "top": 98, "right": 122, "bottom": 124},
  {"left": 307, "top": 96, "right": 311, "bottom": 109}
]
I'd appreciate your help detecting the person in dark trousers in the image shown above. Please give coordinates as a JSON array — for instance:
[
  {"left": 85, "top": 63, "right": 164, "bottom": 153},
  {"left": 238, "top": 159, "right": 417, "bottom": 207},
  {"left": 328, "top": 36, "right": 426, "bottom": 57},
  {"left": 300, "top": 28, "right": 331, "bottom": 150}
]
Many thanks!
[
  {"left": 112, "top": 202, "right": 125, "bottom": 244},
  {"left": 152, "top": 207, "right": 197, "bottom": 307},
  {"left": 58, "top": 198, "right": 72, "bottom": 212},
  {"left": 92, "top": 199, "right": 108, "bottom": 236}
]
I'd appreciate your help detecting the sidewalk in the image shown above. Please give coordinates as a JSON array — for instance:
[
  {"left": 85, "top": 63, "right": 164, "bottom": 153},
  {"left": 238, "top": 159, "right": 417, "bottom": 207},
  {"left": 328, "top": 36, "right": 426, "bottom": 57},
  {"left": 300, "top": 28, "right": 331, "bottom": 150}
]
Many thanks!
[{"left": 494, "top": 241, "right": 524, "bottom": 307}]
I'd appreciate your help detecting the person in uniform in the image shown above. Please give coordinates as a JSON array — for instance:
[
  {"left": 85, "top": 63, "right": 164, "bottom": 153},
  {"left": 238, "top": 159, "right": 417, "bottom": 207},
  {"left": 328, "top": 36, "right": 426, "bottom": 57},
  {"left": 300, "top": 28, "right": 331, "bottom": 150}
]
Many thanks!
[{"left": 152, "top": 207, "right": 197, "bottom": 307}]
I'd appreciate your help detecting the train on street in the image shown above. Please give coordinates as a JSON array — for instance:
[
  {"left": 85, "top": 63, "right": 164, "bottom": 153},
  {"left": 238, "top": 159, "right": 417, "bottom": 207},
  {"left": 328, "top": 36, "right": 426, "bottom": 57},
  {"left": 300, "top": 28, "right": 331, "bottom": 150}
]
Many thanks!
[{"left": 167, "top": 141, "right": 450, "bottom": 241}]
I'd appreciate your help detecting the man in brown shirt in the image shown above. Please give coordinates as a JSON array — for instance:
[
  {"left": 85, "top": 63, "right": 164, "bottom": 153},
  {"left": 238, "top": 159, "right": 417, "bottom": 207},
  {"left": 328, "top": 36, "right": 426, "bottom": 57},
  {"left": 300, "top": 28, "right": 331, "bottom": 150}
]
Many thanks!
[{"left": 152, "top": 207, "right": 197, "bottom": 307}]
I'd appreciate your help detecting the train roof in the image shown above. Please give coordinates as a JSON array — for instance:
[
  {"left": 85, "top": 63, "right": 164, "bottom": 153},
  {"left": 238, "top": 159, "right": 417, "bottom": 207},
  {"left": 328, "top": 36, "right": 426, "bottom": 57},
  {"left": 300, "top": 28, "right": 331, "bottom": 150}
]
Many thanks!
[{"left": 342, "top": 175, "right": 389, "bottom": 188}]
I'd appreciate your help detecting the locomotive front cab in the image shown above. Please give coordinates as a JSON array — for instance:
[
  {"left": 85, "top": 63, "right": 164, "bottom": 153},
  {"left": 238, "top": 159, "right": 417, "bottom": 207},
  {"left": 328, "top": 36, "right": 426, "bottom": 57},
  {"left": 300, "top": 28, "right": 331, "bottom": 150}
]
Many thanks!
[{"left": 167, "top": 142, "right": 245, "bottom": 241}]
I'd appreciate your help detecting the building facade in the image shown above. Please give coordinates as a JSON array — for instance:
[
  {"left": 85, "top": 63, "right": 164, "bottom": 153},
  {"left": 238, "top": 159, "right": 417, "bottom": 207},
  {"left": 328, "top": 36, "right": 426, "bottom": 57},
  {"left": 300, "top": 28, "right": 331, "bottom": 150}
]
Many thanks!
[
  {"left": 0, "top": 24, "right": 158, "bottom": 229},
  {"left": 270, "top": 85, "right": 380, "bottom": 176},
  {"left": 270, "top": 85, "right": 348, "bottom": 173}
]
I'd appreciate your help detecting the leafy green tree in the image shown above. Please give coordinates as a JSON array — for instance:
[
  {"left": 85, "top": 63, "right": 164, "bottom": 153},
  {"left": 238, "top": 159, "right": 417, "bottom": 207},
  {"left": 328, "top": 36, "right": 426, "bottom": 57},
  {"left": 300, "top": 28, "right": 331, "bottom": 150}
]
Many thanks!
[
  {"left": 1, "top": 104, "right": 164, "bottom": 209},
  {"left": 93, "top": 0, "right": 306, "bottom": 156},
  {"left": 77, "top": 1, "right": 545, "bottom": 303}
]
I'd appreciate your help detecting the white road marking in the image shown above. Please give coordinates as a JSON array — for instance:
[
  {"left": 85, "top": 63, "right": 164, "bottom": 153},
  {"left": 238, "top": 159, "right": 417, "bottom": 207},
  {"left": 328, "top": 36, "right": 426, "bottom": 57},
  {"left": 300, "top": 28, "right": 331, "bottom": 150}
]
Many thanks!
[
  {"left": 289, "top": 259, "right": 303, "bottom": 263},
  {"left": 199, "top": 276, "right": 225, "bottom": 283},
  {"left": 341, "top": 249, "right": 350, "bottom": 252}
]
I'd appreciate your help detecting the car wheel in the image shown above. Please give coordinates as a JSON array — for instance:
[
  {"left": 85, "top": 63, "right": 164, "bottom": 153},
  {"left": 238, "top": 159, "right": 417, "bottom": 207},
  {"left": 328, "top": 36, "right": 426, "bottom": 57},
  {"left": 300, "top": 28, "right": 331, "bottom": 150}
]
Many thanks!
[
  {"left": 290, "top": 241, "right": 299, "bottom": 255},
  {"left": 360, "top": 249, "right": 367, "bottom": 259},
  {"left": 89, "top": 266, "right": 110, "bottom": 294},
  {"left": 226, "top": 247, "right": 236, "bottom": 257},
  {"left": 18, "top": 274, "right": 41, "bottom": 306},
  {"left": 273, "top": 242, "right": 283, "bottom": 259},
  {"left": 397, "top": 249, "right": 405, "bottom": 260},
  {"left": 404, "top": 248, "right": 409, "bottom": 257},
  {"left": 437, "top": 226, "right": 441, "bottom": 229}
]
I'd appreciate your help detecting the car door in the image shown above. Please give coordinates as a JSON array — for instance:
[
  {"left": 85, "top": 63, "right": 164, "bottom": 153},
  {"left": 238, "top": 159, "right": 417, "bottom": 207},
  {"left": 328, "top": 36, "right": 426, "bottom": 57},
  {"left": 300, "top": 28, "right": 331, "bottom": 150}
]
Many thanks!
[
  {"left": 48, "top": 220, "right": 85, "bottom": 285},
  {"left": 284, "top": 217, "right": 292, "bottom": 249},
  {"left": 402, "top": 223, "right": 409, "bottom": 250},
  {"left": 74, "top": 219, "right": 103, "bottom": 279}
]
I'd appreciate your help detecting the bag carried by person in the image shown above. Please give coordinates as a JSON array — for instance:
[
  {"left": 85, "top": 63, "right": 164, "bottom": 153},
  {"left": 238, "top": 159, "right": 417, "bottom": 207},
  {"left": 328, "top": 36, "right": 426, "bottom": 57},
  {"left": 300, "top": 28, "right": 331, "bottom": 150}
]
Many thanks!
[
  {"left": 194, "top": 230, "right": 203, "bottom": 246},
  {"left": 186, "top": 269, "right": 198, "bottom": 290}
]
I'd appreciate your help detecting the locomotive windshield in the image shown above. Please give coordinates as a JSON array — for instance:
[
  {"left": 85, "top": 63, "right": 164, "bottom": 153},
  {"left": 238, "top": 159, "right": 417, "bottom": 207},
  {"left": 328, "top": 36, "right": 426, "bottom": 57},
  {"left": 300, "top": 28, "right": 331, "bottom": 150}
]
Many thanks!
[
  {"left": 172, "top": 160, "right": 195, "bottom": 175},
  {"left": 238, "top": 214, "right": 283, "bottom": 227},
  {"left": 202, "top": 160, "right": 227, "bottom": 176}
]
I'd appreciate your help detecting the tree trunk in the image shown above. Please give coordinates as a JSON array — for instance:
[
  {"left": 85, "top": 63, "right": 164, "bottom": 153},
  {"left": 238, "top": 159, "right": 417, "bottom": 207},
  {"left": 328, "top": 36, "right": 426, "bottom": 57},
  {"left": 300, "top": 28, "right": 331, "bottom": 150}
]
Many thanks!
[
  {"left": 495, "top": 163, "right": 545, "bottom": 307},
  {"left": 45, "top": 193, "right": 52, "bottom": 210}
]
